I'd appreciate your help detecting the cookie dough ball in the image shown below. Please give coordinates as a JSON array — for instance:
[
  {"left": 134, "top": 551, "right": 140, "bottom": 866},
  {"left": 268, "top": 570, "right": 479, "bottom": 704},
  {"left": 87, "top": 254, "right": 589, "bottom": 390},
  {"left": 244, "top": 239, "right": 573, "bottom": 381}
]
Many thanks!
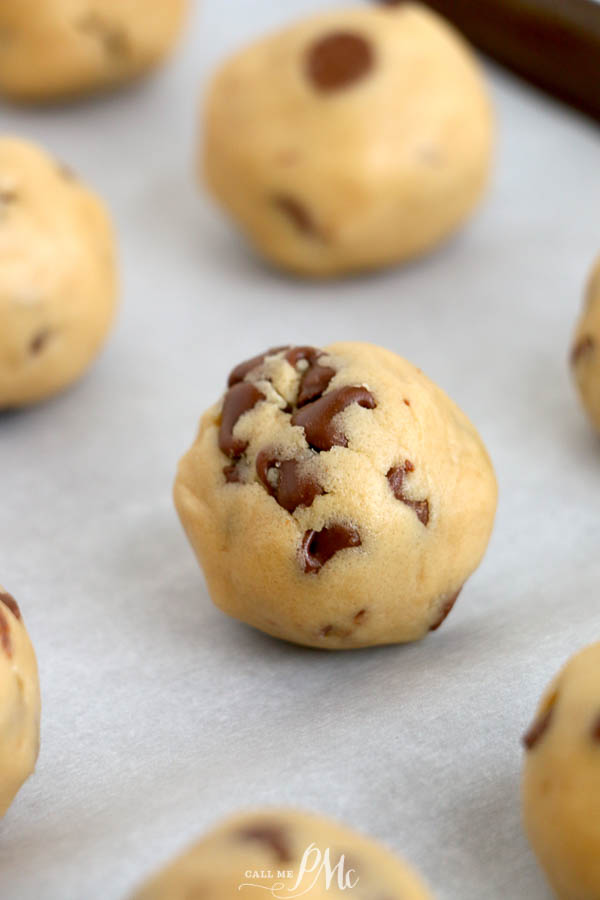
[
  {"left": 0, "top": 137, "right": 117, "bottom": 408},
  {"left": 202, "top": 4, "right": 493, "bottom": 278},
  {"left": 174, "top": 342, "right": 497, "bottom": 649},
  {"left": 0, "top": 587, "right": 41, "bottom": 817},
  {"left": 0, "top": 1, "right": 188, "bottom": 103},
  {"left": 522, "top": 642, "right": 600, "bottom": 900},
  {"left": 571, "top": 258, "right": 600, "bottom": 432},
  {"left": 131, "top": 809, "right": 433, "bottom": 899}
]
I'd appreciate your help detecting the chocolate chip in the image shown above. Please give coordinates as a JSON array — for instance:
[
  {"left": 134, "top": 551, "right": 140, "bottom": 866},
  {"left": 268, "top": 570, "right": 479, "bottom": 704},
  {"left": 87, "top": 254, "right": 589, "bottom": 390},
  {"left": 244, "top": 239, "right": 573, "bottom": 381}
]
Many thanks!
[
  {"left": 256, "top": 449, "right": 324, "bottom": 512},
  {"left": 238, "top": 823, "right": 292, "bottom": 863},
  {"left": 219, "top": 383, "right": 264, "bottom": 458},
  {"left": 0, "top": 609, "right": 10, "bottom": 657},
  {"left": 301, "top": 524, "right": 361, "bottom": 573},
  {"left": 591, "top": 714, "right": 600, "bottom": 742},
  {"left": 571, "top": 335, "right": 595, "bottom": 365},
  {"left": 228, "top": 347, "right": 290, "bottom": 388},
  {"left": 223, "top": 463, "right": 243, "bottom": 483},
  {"left": 29, "top": 329, "right": 50, "bottom": 356},
  {"left": 306, "top": 32, "right": 374, "bottom": 92},
  {"left": 353, "top": 608, "right": 367, "bottom": 624},
  {"left": 386, "top": 461, "right": 430, "bottom": 526},
  {"left": 0, "top": 591, "right": 21, "bottom": 621},
  {"left": 273, "top": 195, "right": 316, "bottom": 236},
  {"left": 285, "top": 347, "right": 336, "bottom": 407},
  {"left": 429, "top": 588, "right": 462, "bottom": 631},
  {"left": 291, "top": 386, "right": 376, "bottom": 451},
  {"left": 523, "top": 696, "right": 557, "bottom": 751}
]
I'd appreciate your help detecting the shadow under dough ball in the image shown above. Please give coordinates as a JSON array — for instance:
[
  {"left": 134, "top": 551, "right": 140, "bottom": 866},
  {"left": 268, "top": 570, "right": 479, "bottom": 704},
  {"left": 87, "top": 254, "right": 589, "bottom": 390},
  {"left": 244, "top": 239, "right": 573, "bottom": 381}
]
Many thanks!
[
  {"left": 0, "top": 138, "right": 117, "bottom": 408},
  {"left": 0, "top": 587, "right": 40, "bottom": 818},
  {"left": 174, "top": 342, "right": 498, "bottom": 649},
  {"left": 0, "top": 0, "right": 188, "bottom": 102},
  {"left": 571, "top": 257, "right": 600, "bottom": 433},
  {"left": 201, "top": 3, "right": 494, "bottom": 278},
  {"left": 129, "top": 809, "right": 434, "bottom": 899},
  {"left": 522, "top": 642, "right": 600, "bottom": 900}
]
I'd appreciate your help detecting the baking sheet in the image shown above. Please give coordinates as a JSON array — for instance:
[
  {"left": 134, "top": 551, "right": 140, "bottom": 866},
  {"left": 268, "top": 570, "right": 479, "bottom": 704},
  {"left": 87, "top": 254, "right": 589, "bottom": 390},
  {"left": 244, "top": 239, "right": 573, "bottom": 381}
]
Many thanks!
[{"left": 1, "top": 2, "right": 600, "bottom": 898}]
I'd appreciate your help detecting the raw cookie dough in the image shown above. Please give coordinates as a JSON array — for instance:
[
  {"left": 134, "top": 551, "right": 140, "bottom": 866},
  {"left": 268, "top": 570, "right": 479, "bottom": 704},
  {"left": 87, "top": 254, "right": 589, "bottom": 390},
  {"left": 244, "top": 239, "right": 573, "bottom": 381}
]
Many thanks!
[
  {"left": 0, "top": 1, "right": 188, "bottom": 103},
  {"left": 0, "top": 586, "right": 41, "bottom": 817},
  {"left": 522, "top": 641, "right": 600, "bottom": 900},
  {"left": 174, "top": 342, "right": 497, "bottom": 649},
  {"left": 130, "top": 809, "right": 433, "bottom": 899},
  {"left": 202, "top": 3, "right": 493, "bottom": 278},
  {"left": 571, "top": 258, "right": 600, "bottom": 432},
  {"left": 0, "top": 137, "right": 117, "bottom": 408}
]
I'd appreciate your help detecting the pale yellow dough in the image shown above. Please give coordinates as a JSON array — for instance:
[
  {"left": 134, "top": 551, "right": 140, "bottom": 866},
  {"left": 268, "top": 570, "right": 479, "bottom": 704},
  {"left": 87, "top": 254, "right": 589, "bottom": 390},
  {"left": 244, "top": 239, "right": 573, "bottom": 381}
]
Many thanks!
[
  {"left": 174, "top": 342, "right": 497, "bottom": 649},
  {"left": 0, "top": 586, "right": 41, "bottom": 818},
  {"left": 0, "top": 1, "right": 188, "bottom": 102},
  {"left": 130, "top": 809, "right": 433, "bottom": 900},
  {"left": 202, "top": 3, "right": 493, "bottom": 278},
  {"left": 0, "top": 137, "right": 117, "bottom": 408},
  {"left": 572, "top": 258, "right": 600, "bottom": 432},
  {"left": 522, "top": 642, "right": 600, "bottom": 900}
]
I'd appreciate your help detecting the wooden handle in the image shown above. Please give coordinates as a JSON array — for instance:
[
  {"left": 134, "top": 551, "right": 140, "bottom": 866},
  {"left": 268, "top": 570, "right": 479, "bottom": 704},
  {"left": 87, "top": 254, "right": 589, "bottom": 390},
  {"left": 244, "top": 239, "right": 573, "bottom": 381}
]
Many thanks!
[{"left": 383, "top": 0, "right": 600, "bottom": 121}]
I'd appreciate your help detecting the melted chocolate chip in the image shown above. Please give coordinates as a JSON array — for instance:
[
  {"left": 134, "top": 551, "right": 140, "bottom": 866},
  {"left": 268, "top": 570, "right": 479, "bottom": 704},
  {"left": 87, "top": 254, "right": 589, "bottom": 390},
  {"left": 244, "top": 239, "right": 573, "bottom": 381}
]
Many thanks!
[
  {"left": 228, "top": 347, "right": 290, "bottom": 388},
  {"left": 571, "top": 335, "right": 595, "bottom": 365},
  {"left": 291, "top": 386, "right": 376, "bottom": 451},
  {"left": 523, "top": 697, "right": 556, "bottom": 751},
  {"left": 0, "top": 591, "right": 21, "bottom": 621},
  {"left": 301, "top": 524, "right": 361, "bottom": 573},
  {"left": 285, "top": 347, "right": 336, "bottom": 407},
  {"left": 386, "top": 461, "right": 430, "bottom": 526},
  {"left": 219, "top": 383, "right": 264, "bottom": 458},
  {"left": 238, "top": 823, "right": 292, "bottom": 863},
  {"left": 256, "top": 449, "right": 324, "bottom": 512},
  {"left": 429, "top": 588, "right": 462, "bottom": 631},
  {"left": 306, "top": 32, "right": 374, "bottom": 92},
  {"left": 0, "top": 609, "right": 10, "bottom": 657},
  {"left": 273, "top": 195, "right": 316, "bottom": 236},
  {"left": 591, "top": 714, "right": 600, "bottom": 742}
]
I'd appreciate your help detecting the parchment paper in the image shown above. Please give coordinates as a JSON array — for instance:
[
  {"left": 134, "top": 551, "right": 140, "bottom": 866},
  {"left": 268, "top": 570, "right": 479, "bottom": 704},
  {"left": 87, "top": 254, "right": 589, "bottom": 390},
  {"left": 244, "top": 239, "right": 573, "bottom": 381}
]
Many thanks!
[{"left": 1, "top": 2, "right": 599, "bottom": 898}]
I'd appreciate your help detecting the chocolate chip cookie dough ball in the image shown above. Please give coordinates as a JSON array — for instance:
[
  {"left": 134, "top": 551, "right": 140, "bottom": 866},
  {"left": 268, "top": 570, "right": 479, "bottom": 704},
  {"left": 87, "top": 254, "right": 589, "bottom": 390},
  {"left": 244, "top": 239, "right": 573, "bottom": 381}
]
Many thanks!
[
  {"left": 131, "top": 809, "right": 433, "bottom": 899},
  {"left": 0, "top": 587, "right": 41, "bottom": 817},
  {"left": 0, "top": 1, "right": 188, "bottom": 103},
  {"left": 0, "top": 138, "right": 117, "bottom": 408},
  {"left": 202, "top": 4, "right": 493, "bottom": 278},
  {"left": 571, "top": 259, "right": 600, "bottom": 432},
  {"left": 174, "top": 342, "right": 497, "bottom": 649},
  {"left": 522, "top": 642, "right": 600, "bottom": 900}
]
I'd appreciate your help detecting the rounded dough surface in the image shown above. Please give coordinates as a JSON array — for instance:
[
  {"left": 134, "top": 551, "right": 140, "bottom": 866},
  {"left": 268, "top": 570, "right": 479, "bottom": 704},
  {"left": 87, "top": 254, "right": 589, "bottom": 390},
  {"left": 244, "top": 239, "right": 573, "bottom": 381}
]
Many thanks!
[
  {"left": 174, "top": 342, "right": 497, "bottom": 649},
  {"left": 0, "top": 586, "right": 41, "bottom": 818},
  {"left": 522, "top": 641, "right": 600, "bottom": 900},
  {"left": 202, "top": 3, "right": 493, "bottom": 278},
  {"left": 0, "top": 137, "right": 117, "bottom": 408},
  {"left": 0, "top": 0, "right": 188, "bottom": 102},
  {"left": 130, "top": 808, "right": 433, "bottom": 899},
  {"left": 572, "top": 258, "right": 600, "bottom": 432}
]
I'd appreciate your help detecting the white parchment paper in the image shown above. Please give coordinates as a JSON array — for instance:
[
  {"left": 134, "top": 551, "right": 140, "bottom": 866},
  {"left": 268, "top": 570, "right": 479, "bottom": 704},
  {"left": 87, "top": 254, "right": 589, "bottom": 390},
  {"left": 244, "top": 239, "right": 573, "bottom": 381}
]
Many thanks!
[{"left": 1, "top": 2, "right": 599, "bottom": 898}]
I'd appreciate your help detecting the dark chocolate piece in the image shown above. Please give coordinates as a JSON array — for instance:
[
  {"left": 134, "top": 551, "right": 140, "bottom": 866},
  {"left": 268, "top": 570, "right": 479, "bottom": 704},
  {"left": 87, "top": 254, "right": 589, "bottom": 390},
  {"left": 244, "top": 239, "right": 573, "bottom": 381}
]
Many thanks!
[
  {"left": 219, "top": 383, "right": 264, "bottom": 458},
  {"left": 306, "top": 31, "right": 374, "bottom": 91},
  {"left": 301, "top": 524, "right": 361, "bottom": 573},
  {"left": 291, "top": 386, "right": 376, "bottom": 450},
  {"left": 386, "top": 461, "right": 430, "bottom": 526},
  {"left": 285, "top": 347, "right": 336, "bottom": 407},
  {"left": 273, "top": 196, "right": 316, "bottom": 236},
  {"left": 429, "top": 588, "right": 462, "bottom": 631},
  {"left": 256, "top": 449, "right": 324, "bottom": 512},
  {"left": 228, "top": 347, "right": 289, "bottom": 387}
]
